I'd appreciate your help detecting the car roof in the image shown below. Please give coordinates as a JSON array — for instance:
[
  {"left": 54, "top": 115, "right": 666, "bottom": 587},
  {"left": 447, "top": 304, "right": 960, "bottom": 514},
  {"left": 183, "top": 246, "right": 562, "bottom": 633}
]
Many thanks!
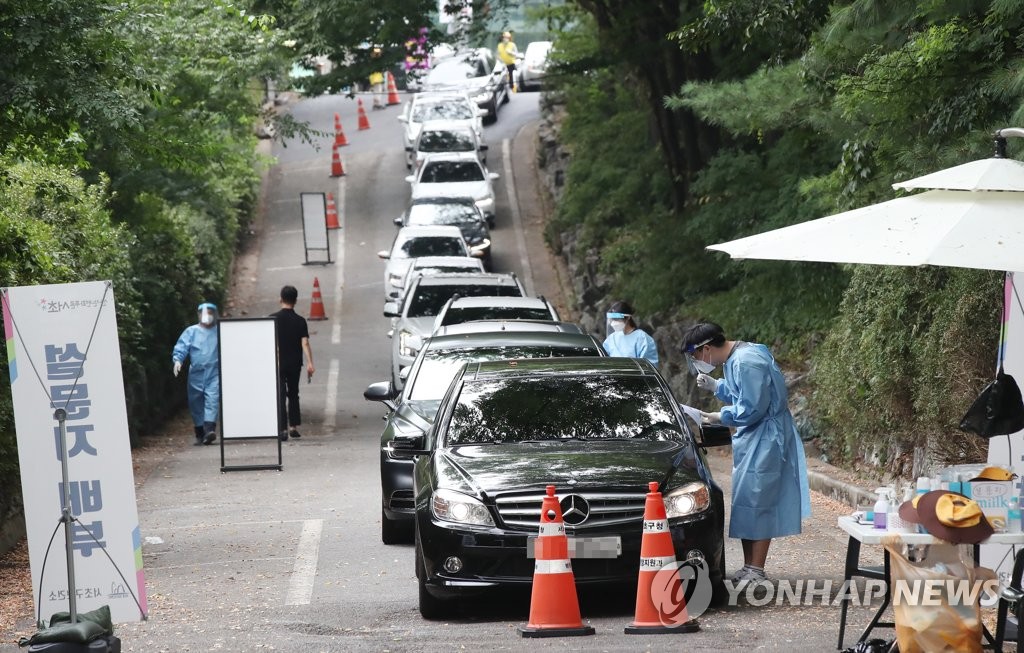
[
  {"left": 460, "top": 356, "right": 658, "bottom": 380},
  {"left": 395, "top": 225, "right": 464, "bottom": 238},
  {"left": 445, "top": 296, "right": 549, "bottom": 309},
  {"left": 418, "top": 120, "right": 477, "bottom": 132},
  {"left": 409, "top": 196, "right": 478, "bottom": 207},
  {"left": 435, "top": 320, "right": 585, "bottom": 336},
  {"left": 419, "top": 152, "right": 483, "bottom": 164},
  {"left": 409, "top": 256, "right": 483, "bottom": 268},
  {"left": 426, "top": 329, "right": 600, "bottom": 351},
  {"left": 414, "top": 272, "right": 518, "bottom": 287}
]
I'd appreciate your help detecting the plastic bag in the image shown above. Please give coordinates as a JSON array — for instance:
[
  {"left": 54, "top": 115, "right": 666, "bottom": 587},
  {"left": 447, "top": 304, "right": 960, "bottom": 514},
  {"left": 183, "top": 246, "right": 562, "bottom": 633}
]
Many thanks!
[
  {"left": 882, "top": 536, "right": 995, "bottom": 653},
  {"left": 959, "top": 368, "right": 1024, "bottom": 438}
]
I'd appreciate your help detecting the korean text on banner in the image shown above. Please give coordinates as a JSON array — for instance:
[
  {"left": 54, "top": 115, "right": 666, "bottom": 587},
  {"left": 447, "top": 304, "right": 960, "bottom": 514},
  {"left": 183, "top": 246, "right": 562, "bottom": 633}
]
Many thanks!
[{"left": 1, "top": 281, "right": 146, "bottom": 623}]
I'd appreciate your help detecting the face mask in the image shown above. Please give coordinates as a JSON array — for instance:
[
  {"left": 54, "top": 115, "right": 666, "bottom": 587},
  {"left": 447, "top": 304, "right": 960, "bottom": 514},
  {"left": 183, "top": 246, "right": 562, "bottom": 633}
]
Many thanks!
[
  {"left": 609, "top": 319, "right": 626, "bottom": 332},
  {"left": 692, "top": 358, "right": 715, "bottom": 375},
  {"left": 200, "top": 312, "right": 214, "bottom": 326}
]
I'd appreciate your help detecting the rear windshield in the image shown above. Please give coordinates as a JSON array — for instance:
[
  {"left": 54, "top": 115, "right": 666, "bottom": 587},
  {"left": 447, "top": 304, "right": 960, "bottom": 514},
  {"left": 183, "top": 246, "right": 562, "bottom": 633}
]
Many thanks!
[
  {"left": 408, "top": 203, "right": 481, "bottom": 226},
  {"left": 412, "top": 265, "right": 479, "bottom": 276},
  {"left": 412, "top": 102, "right": 474, "bottom": 122},
  {"left": 440, "top": 306, "right": 552, "bottom": 326},
  {"left": 420, "top": 161, "right": 484, "bottom": 183},
  {"left": 445, "top": 375, "right": 682, "bottom": 445},
  {"left": 419, "top": 130, "right": 475, "bottom": 153},
  {"left": 409, "top": 345, "right": 600, "bottom": 401},
  {"left": 407, "top": 284, "right": 522, "bottom": 317},
  {"left": 399, "top": 237, "right": 466, "bottom": 259}
]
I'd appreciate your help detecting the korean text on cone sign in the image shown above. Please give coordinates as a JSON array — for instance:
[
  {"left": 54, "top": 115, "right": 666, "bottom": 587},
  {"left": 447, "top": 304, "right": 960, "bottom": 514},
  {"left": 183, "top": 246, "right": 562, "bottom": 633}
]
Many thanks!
[{"left": 518, "top": 485, "right": 595, "bottom": 638}]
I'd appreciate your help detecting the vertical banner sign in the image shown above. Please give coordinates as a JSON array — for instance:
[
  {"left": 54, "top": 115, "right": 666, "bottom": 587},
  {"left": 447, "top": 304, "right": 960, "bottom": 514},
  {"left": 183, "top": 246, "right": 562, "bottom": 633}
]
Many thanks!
[
  {"left": 2, "top": 281, "right": 146, "bottom": 623},
  {"left": 984, "top": 271, "right": 1024, "bottom": 584},
  {"left": 300, "top": 192, "right": 331, "bottom": 265}
]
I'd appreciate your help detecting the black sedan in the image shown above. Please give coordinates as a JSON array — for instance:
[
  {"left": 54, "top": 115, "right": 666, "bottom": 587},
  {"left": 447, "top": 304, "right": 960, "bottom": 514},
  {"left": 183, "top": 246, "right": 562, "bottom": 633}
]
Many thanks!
[
  {"left": 394, "top": 357, "right": 730, "bottom": 619},
  {"left": 394, "top": 198, "right": 492, "bottom": 269}
]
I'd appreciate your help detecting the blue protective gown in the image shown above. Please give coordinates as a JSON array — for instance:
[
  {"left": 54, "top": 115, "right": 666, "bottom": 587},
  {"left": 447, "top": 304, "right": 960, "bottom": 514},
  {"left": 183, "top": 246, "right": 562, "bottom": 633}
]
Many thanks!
[
  {"left": 715, "top": 342, "right": 810, "bottom": 540},
  {"left": 603, "top": 329, "right": 659, "bottom": 366},
  {"left": 172, "top": 324, "right": 220, "bottom": 426}
]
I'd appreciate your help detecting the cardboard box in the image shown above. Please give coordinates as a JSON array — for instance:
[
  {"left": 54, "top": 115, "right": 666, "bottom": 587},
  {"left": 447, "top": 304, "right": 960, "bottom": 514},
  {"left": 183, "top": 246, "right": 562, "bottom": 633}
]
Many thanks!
[{"left": 965, "top": 480, "right": 1014, "bottom": 532}]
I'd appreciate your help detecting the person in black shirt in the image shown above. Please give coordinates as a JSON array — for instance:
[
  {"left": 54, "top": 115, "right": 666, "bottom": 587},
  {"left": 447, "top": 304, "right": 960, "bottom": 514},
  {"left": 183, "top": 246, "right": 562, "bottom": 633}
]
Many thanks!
[{"left": 272, "top": 285, "right": 315, "bottom": 440}]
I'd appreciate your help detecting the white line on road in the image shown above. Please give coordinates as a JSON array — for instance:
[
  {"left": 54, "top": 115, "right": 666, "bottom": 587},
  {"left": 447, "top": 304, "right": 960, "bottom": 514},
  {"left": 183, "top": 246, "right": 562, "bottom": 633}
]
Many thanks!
[
  {"left": 332, "top": 177, "right": 347, "bottom": 345},
  {"left": 502, "top": 138, "right": 535, "bottom": 295},
  {"left": 265, "top": 265, "right": 307, "bottom": 272},
  {"left": 324, "top": 359, "right": 339, "bottom": 429},
  {"left": 285, "top": 518, "right": 323, "bottom": 606}
]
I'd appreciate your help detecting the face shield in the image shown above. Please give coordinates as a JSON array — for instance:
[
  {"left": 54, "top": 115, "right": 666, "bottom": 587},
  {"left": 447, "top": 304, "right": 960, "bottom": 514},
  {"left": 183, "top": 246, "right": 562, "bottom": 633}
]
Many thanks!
[
  {"left": 606, "top": 311, "right": 630, "bottom": 336},
  {"left": 684, "top": 338, "right": 715, "bottom": 376},
  {"left": 197, "top": 302, "right": 219, "bottom": 327}
]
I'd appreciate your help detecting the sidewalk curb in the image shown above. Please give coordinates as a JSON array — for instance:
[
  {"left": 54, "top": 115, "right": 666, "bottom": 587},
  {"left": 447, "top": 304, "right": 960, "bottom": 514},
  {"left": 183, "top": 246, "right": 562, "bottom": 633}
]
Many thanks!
[{"left": 807, "top": 470, "right": 877, "bottom": 508}]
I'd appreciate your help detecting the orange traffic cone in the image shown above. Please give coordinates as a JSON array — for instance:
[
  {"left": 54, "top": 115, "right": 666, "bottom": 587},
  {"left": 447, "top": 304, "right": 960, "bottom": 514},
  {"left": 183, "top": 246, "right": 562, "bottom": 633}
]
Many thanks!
[
  {"left": 308, "top": 277, "right": 327, "bottom": 321},
  {"left": 333, "top": 112, "right": 348, "bottom": 147},
  {"left": 624, "top": 482, "right": 700, "bottom": 634},
  {"left": 330, "top": 143, "right": 346, "bottom": 177},
  {"left": 386, "top": 72, "right": 400, "bottom": 105},
  {"left": 325, "top": 192, "right": 340, "bottom": 229},
  {"left": 519, "top": 486, "right": 595, "bottom": 638},
  {"left": 357, "top": 98, "right": 370, "bottom": 130}
]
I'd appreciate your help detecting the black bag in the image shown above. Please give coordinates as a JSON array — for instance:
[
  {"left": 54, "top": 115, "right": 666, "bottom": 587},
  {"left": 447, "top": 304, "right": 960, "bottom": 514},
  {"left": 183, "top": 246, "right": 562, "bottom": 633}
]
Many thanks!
[
  {"left": 842, "top": 638, "right": 893, "bottom": 653},
  {"left": 959, "top": 367, "right": 1024, "bottom": 438}
]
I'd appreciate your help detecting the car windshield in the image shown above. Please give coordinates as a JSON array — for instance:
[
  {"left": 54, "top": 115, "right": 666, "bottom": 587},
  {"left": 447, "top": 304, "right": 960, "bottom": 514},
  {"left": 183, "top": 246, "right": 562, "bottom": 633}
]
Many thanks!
[
  {"left": 411, "top": 265, "right": 479, "bottom": 277},
  {"left": 408, "top": 203, "right": 481, "bottom": 226},
  {"left": 427, "top": 58, "right": 487, "bottom": 84},
  {"left": 398, "top": 237, "right": 466, "bottom": 258},
  {"left": 409, "top": 346, "right": 600, "bottom": 401},
  {"left": 445, "top": 375, "right": 683, "bottom": 445},
  {"left": 419, "top": 130, "right": 475, "bottom": 153},
  {"left": 412, "top": 102, "right": 475, "bottom": 122},
  {"left": 440, "top": 306, "right": 552, "bottom": 326},
  {"left": 420, "top": 161, "right": 485, "bottom": 183},
  {"left": 406, "top": 284, "right": 522, "bottom": 318}
]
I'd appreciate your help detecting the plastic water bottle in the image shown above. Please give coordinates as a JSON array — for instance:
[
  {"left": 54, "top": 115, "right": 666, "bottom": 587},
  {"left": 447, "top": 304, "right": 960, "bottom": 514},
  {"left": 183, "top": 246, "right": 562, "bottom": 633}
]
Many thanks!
[
  {"left": 1009, "top": 496, "right": 1022, "bottom": 534},
  {"left": 874, "top": 488, "right": 890, "bottom": 530}
]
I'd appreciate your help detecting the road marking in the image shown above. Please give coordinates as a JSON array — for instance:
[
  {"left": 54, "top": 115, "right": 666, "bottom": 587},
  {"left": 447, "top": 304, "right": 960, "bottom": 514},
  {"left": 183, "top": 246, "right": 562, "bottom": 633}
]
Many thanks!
[
  {"left": 285, "top": 518, "right": 323, "bottom": 606},
  {"left": 265, "top": 264, "right": 306, "bottom": 272},
  {"left": 502, "top": 137, "right": 535, "bottom": 294},
  {"left": 270, "top": 197, "right": 300, "bottom": 204},
  {"left": 332, "top": 177, "right": 347, "bottom": 345},
  {"left": 324, "top": 359, "right": 339, "bottom": 429}
]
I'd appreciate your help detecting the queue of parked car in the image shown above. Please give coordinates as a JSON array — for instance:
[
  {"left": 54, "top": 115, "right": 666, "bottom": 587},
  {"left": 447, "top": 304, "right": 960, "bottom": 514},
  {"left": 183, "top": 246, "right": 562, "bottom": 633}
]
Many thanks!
[{"left": 366, "top": 40, "right": 730, "bottom": 620}]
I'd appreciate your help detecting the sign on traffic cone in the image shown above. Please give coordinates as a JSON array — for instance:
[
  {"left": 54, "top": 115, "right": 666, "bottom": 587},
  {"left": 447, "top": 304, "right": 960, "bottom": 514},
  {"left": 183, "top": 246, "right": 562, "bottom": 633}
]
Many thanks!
[
  {"left": 518, "top": 486, "right": 595, "bottom": 638},
  {"left": 308, "top": 277, "right": 327, "bottom": 321},
  {"left": 624, "top": 482, "right": 700, "bottom": 634},
  {"left": 386, "top": 72, "right": 400, "bottom": 105},
  {"left": 333, "top": 112, "right": 349, "bottom": 147},
  {"left": 330, "top": 143, "right": 346, "bottom": 177},
  {"left": 357, "top": 98, "right": 371, "bottom": 130},
  {"left": 325, "top": 192, "right": 340, "bottom": 230}
]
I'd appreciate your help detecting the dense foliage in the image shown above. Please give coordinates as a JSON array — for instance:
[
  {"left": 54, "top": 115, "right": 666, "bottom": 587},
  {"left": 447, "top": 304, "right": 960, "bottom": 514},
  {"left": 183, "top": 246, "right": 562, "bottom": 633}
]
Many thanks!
[{"left": 542, "top": 1, "right": 1020, "bottom": 476}]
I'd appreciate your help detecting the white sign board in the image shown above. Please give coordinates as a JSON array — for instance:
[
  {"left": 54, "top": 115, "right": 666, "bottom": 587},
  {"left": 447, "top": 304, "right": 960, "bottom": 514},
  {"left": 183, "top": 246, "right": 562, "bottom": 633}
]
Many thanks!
[
  {"left": 301, "top": 192, "right": 330, "bottom": 263},
  {"left": 219, "top": 318, "right": 279, "bottom": 439},
  {"left": 983, "top": 271, "right": 1024, "bottom": 583},
  {"left": 2, "top": 281, "right": 146, "bottom": 623}
]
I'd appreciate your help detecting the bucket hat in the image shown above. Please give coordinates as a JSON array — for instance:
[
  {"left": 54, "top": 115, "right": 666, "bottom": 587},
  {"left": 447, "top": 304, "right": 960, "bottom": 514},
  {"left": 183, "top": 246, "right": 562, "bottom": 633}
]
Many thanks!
[
  {"left": 898, "top": 490, "right": 994, "bottom": 545},
  {"left": 969, "top": 466, "right": 1017, "bottom": 481}
]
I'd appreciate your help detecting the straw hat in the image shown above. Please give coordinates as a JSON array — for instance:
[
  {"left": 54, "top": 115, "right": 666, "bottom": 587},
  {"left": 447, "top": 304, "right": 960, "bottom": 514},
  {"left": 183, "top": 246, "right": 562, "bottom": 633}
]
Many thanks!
[{"left": 898, "top": 490, "right": 994, "bottom": 545}]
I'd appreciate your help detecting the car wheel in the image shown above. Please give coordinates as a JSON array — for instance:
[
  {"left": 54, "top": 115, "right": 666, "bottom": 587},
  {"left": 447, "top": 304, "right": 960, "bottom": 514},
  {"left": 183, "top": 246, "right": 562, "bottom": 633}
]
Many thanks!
[
  {"left": 381, "top": 507, "right": 411, "bottom": 545},
  {"left": 415, "top": 526, "right": 454, "bottom": 620}
]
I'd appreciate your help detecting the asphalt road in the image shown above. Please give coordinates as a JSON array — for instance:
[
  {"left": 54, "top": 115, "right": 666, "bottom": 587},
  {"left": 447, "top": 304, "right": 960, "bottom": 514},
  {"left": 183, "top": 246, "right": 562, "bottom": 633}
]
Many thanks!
[{"left": 2, "top": 90, "right": 890, "bottom": 652}]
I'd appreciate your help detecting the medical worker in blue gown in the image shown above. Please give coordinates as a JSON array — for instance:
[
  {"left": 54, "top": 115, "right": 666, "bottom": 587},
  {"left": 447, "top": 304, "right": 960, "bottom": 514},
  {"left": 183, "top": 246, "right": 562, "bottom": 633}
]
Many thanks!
[
  {"left": 602, "top": 300, "right": 659, "bottom": 366},
  {"left": 683, "top": 321, "right": 810, "bottom": 584},
  {"left": 172, "top": 302, "right": 220, "bottom": 446}
]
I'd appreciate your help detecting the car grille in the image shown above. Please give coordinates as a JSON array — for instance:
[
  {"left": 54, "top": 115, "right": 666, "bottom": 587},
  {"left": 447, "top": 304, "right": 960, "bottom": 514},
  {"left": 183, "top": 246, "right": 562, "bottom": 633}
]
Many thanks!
[{"left": 493, "top": 491, "right": 647, "bottom": 531}]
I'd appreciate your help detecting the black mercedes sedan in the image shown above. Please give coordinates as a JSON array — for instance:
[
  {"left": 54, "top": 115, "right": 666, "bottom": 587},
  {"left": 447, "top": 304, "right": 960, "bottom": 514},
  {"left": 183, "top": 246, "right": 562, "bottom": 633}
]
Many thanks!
[{"left": 392, "top": 357, "right": 730, "bottom": 619}]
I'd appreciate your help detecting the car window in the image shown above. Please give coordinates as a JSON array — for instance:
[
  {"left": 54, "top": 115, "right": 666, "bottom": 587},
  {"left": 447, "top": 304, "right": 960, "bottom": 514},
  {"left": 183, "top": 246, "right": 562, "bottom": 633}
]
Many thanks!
[
  {"left": 419, "top": 130, "right": 475, "bottom": 153},
  {"left": 407, "top": 283, "right": 523, "bottom": 318},
  {"left": 420, "top": 161, "right": 485, "bottom": 183},
  {"left": 441, "top": 306, "right": 554, "bottom": 326},
  {"left": 427, "top": 59, "right": 480, "bottom": 84},
  {"left": 444, "top": 375, "right": 683, "bottom": 445},
  {"left": 409, "top": 346, "right": 601, "bottom": 401},
  {"left": 400, "top": 237, "right": 467, "bottom": 259},
  {"left": 408, "top": 203, "right": 481, "bottom": 226}
]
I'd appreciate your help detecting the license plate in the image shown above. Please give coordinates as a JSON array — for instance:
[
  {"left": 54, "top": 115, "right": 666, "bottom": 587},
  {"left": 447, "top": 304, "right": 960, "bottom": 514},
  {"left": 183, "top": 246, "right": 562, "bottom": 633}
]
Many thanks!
[{"left": 526, "top": 535, "right": 622, "bottom": 559}]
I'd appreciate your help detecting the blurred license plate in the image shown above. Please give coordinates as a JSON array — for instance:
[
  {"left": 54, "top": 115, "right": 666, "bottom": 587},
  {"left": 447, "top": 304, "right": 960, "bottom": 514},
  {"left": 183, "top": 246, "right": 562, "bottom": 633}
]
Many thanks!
[{"left": 526, "top": 535, "right": 621, "bottom": 559}]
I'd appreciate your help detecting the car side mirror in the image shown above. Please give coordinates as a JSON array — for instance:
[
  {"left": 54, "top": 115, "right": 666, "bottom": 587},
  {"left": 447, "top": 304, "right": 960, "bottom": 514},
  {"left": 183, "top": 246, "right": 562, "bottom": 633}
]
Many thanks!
[
  {"left": 488, "top": 172, "right": 500, "bottom": 180},
  {"left": 399, "top": 366, "right": 411, "bottom": 381},
  {"left": 363, "top": 381, "right": 398, "bottom": 411},
  {"left": 404, "top": 175, "right": 415, "bottom": 183},
  {"left": 390, "top": 433, "right": 428, "bottom": 458},
  {"left": 377, "top": 250, "right": 390, "bottom": 259},
  {"left": 393, "top": 217, "right": 403, "bottom": 227},
  {"left": 383, "top": 302, "right": 399, "bottom": 318},
  {"left": 397, "top": 115, "right": 408, "bottom": 123},
  {"left": 698, "top": 424, "right": 732, "bottom": 448},
  {"left": 469, "top": 250, "right": 484, "bottom": 258}
]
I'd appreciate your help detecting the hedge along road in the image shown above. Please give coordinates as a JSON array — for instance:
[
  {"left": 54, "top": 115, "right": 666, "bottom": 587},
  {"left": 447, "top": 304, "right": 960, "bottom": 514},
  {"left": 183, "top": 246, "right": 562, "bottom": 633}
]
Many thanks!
[{"left": 4, "top": 90, "right": 875, "bottom": 652}]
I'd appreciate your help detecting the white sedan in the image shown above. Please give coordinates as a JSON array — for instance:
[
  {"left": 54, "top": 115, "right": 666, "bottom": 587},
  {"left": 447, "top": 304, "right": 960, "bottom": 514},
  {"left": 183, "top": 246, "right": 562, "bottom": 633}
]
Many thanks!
[
  {"left": 398, "top": 92, "right": 482, "bottom": 168},
  {"left": 405, "top": 153, "right": 499, "bottom": 224},
  {"left": 377, "top": 225, "right": 476, "bottom": 301},
  {"left": 408, "top": 119, "right": 488, "bottom": 171}
]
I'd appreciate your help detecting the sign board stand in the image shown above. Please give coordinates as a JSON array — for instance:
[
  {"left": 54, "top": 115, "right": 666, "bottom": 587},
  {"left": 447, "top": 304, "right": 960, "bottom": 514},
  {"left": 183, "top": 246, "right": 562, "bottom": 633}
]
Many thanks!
[
  {"left": 300, "top": 192, "right": 332, "bottom": 265},
  {"left": 218, "top": 318, "right": 283, "bottom": 472}
]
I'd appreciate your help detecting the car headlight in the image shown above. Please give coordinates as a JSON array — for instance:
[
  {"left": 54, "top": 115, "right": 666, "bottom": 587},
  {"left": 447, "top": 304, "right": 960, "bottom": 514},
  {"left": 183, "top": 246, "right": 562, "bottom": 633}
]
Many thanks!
[
  {"left": 432, "top": 489, "right": 494, "bottom": 526},
  {"left": 664, "top": 482, "right": 711, "bottom": 518},
  {"left": 388, "top": 272, "right": 404, "bottom": 286},
  {"left": 474, "top": 197, "right": 494, "bottom": 211},
  {"left": 398, "top": 329, "right": 418, "bottom": 358},
  {"left": 472, "top": 90, "right": 491, "bottom": 103},
  {"left": 469, "top": 238, "right": 491, "bottom": 253}
]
